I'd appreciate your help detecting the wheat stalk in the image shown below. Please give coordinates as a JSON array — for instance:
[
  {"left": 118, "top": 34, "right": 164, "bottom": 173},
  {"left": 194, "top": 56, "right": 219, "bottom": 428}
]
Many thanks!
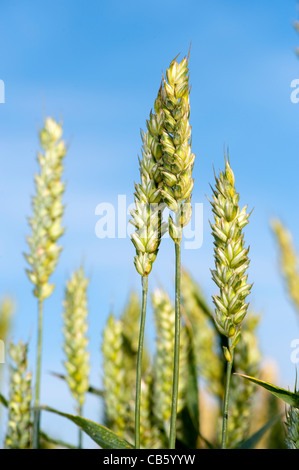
[
  {"left": 5, "top": 341, "right": 32, "bottom": 449},
  {"left": 210, "top": 155, "right": 252, "bottom": 448},
  {"left": 24, "top": 117, "right": 67, "bottom": 448},
  {"left": 62, "top": 266, "right": 90, "bottom": 448},
  {"left": 130, "top": 109, "right": 167, "bottom": 448},
  {"left": 157, "top": 53, "right": 195, "bottom": 448}
]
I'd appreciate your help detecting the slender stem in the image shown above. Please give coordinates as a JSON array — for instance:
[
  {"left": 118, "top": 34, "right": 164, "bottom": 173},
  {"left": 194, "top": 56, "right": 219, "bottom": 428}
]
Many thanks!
[
  {"left": 33, "top": 297, "right": 44, "bottom": 449},
  {"left": 169, "top": 241, "right": 181, "bottom": 449},
  {"left": 78, "top": 404, "right": 83, "bottom": 449},
  {"left": 221, "top": 347, "right": 234, "bottom": 449},
  {"left": 135, "top": 275, "right": 148, "bottom": 450}
]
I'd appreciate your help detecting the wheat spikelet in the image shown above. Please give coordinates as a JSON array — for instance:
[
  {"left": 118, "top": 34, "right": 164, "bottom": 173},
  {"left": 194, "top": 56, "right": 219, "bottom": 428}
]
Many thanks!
[
  {"left": 62, "top": 267, "right": 90, "bottom": 411},
  {"left": 210, "top": 157, "right": 252, "bottom": 358},
  {"left": 152, "top": 289, "right": 188, "bottom": 434},
  {"left": 5, "top": 341, "right": 32, "bottom": 449},
  {"left": 271, "top": 218, "right": 299, "bottom": 313},
  {"left": 25, "top": 117, "right": 66, "bottom": 300}
]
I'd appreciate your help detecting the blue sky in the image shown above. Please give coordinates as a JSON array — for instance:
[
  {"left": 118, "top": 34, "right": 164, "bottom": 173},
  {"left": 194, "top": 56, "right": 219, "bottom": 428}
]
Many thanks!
[{"left": 0, "top": 0, "right": 299, "bottom": 446}]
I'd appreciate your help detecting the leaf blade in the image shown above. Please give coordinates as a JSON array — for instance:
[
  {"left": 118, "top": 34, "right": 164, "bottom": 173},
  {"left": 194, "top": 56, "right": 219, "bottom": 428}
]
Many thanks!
[
  {"left": 235, "top": 373, "right": 299, "bottom": 408},
  {"left": 41, "top": 406, "right": 134, "bottom": 449}
]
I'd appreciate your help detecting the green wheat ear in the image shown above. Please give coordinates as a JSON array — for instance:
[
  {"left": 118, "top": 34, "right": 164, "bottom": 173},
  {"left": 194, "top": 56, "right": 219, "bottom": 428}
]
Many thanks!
[
  {"left": 5, "top": 341, "right": 32, "bottom": 449},
  {"left": 25, "top": 117, "right": 66, "bottom": 300},
  {"left": 210, "top": 155, "right": 252, "bottom": 449},
  {"left": 101, "top": 314, "right": 129, "bottom": 438},
  {"left": 62, "top": 266, "right": 90, "bottom": 412},
  {"left": 158, "top": 54, "right": 195, "bottom": 242},
  {"left": 285, "top": 405, "right": 299, "bottom": 449},
  {"left": 210, "top": 156, "right": 252, "bottom": 358}
]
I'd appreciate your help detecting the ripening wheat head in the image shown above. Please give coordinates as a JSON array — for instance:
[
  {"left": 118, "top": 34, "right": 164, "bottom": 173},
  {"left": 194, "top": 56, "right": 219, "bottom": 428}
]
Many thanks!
[
  {"left": 158, "top": 55, "right": 195, "bottom": 242},
  {"left": 210, "top": 157, "right": 252, "bottom": 359},
  {"left": 102, "top": 315, "right": 130, "bottom": 437},
  {"left": 130, "top": 123, "right": 167, "bottom": 277},
  {"left": 62, "top": 267, "right": 90, "bottom": 410},
  {"left": 5, "top": 341, "right": 32, "bottom": 449},
  {"left": 25, "top": 117, "right": 66, "bottom": 300}
]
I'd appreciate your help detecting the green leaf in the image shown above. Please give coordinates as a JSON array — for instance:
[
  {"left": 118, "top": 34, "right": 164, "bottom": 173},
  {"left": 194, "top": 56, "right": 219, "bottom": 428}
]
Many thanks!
[
  {"left": 235, "top": 373, "right": 299, "bottom": 408},
  {"left": 0, "top": 393, "right": 8, "bottom": 407},
  {"left": 41, "top": 406, "right": 134, "bottom": 449},
  {"left": 235, "top": 415, "right": 281, "bottom": 449}
]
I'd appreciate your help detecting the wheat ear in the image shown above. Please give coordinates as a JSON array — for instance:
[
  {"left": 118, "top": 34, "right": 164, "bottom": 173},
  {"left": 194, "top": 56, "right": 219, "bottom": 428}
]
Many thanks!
[
  {"left": 102, "top": 315, "right": 130, "bottom": 438},
  {"left": 210, "top": 156, "right": 252, "bottom": 448},
  {"left": 5, "top": 341, "right": 32, "bottom": 449},
  {"left": 62, "top": 266, "right": 90, "bottom": 448},
  {"left": 24, "top": 117, "right": 66, "bottom": 448},
  {"left": 285, "top": 405, "right": 299, "bottom": 449}
]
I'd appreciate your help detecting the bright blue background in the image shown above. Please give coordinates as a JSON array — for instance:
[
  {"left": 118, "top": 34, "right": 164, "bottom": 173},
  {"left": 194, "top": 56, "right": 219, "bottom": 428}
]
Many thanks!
[{"left": 0, "top": 0, "right": 299, "bottom": 447}]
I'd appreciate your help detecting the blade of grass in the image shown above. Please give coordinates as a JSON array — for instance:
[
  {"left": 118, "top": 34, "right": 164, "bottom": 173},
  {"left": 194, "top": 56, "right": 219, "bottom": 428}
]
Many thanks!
[
  {"left": 41, "top": 406, "right": 134, "bottom": 449},
  {"left": 235, "top": 373, "right": 299, "bottom": 408}
]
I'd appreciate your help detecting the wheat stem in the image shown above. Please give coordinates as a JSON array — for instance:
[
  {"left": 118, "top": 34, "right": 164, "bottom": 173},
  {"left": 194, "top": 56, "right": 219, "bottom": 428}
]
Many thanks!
[
  {"left": 78, "top": 404, "right": 83, "bottom": 449},
  {"left": 135, "top": 276, "right": 148, "bottom": 449},
  {"left": 33, "top": 296, "right": 43, "bottom": 449},
  {"left": 221, "top": 343, "right": 234, "bottom": 449},
  {"left": 169, "top": 241, "right": 181, "bottom": 449}
]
